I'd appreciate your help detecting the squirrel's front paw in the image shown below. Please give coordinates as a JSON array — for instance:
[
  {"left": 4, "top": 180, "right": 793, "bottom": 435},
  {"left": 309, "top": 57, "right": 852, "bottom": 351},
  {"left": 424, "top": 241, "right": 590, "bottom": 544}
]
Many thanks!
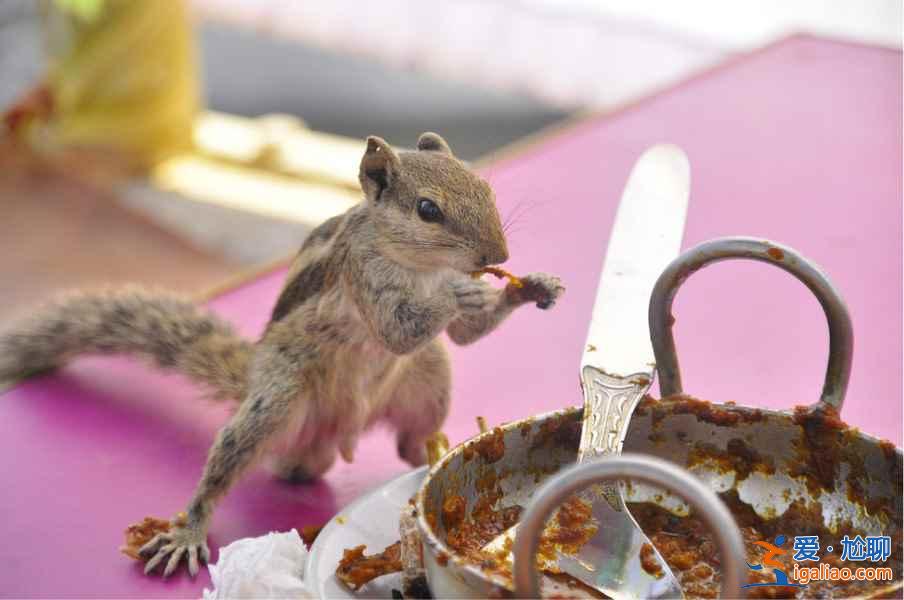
[
  {"left": 511, "top": 273, "right": 565, "bottom": 309},
  {"left": 452, "top": 279, "right": 497, "bottom": 314},
  {"left": 139, "top": 521, "right": 210, "bottom": 578}
]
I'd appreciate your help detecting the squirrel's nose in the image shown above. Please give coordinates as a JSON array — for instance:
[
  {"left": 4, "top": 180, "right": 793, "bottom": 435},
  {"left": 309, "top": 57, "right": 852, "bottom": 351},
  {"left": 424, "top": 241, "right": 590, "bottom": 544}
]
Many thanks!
[{"left": 480, "top": 245, "right": 509, "bottom": 267}]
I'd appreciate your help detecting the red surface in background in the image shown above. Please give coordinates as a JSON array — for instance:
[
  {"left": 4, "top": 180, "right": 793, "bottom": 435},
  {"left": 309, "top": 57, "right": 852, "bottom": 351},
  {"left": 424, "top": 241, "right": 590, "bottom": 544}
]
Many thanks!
[{"left": 1, "top": 35, "right": 900, "bottom": 597}]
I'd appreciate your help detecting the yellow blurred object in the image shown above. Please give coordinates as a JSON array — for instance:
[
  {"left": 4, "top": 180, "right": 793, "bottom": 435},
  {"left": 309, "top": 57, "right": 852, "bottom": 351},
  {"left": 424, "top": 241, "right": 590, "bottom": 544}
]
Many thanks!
[
  {"left": 192, "top": 112, "right": 365, "bottom": 191},
  {"left": 41, "top": 0, "right": 200, "bottom": 167},
  {"left": 152, "top": 154, "right": 359, "bottom": 226},
  {"left": 476, "top": 416, "right": 489, "bottom": 433},
  {"left": 425, "top": 432, "right": 450, "bottom": 467}
]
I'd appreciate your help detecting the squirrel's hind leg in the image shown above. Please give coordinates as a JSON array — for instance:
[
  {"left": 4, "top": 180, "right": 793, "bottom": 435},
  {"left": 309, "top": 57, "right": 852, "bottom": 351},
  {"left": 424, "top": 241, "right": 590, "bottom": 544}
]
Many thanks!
[
  {"left": 141, "top": 339, "right": 307, "bottom": 577},
  {"left": 384, "top": 339, "right": 451, "bottom": 467}
]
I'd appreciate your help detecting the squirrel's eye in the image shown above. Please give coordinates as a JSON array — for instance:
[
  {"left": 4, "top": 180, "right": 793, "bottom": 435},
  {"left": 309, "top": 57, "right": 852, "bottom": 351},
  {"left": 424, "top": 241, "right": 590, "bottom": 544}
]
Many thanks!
[{"left": 417, "top": 198, "right": 444, "bottom": 223}]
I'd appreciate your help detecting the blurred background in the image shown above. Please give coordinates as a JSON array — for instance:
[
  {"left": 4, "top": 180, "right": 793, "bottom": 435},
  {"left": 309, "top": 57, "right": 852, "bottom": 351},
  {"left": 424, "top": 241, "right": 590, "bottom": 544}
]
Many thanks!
[{"left": 0, "top": 0, "right": 900, "bottom": 323}]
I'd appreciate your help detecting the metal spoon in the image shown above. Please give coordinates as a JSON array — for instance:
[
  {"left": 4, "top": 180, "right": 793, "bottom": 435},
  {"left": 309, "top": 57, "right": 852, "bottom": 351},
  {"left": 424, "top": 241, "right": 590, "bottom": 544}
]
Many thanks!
[{"left": 512, "top": 454, "right": 747, "bottom": 599}]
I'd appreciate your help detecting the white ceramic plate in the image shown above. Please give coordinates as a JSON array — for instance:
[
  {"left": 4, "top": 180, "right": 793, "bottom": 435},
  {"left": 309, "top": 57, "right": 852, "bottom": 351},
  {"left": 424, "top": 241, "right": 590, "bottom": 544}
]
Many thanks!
[{"left": 305, "top": 467, "right": 427, "bottom": 599}]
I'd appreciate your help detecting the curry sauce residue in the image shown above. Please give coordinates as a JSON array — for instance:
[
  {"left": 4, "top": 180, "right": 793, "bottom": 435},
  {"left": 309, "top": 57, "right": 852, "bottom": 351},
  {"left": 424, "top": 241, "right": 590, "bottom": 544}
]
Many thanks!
[
  {"left": 441, "top": 495, "right": 466, "bottom": 530},
  {"left": 447, "top": 505, "right": 522, "bottom": 562},
  {"left": 786, "top": 402, "right": 902, "bottom": 523},
  {"left": 478, "top": 428, "right": 507, "bottom": 464},
  {"left": 535, "top": 495, "right": 599, "bottom": 568},
  {"left": 440, "top": 488, "right": 598, "bottom": 584},
  {"left": 433, "top": 489, "right": 901, "bottom": 598},
  {"left": 789, "top": 403, "right": 852, "bottom": 495},
  {"left": 464, "top": 426, "right": 506, "bottom": 464},
  {"left": 647, "top": 395, "right": 766, "bottom": 428},
  {"left": 766, "top": 247, "right": 785, "bottom": 261},
  {"left": 640, "top": 542, "right": 665, "bottom": 579},
  {"left": 688, "top": 438, "right": 775, "bottom": 482},
  {"left": 628, "top": 492, "right": 902, "bottom": 599},
  {"left": 531, "top": 412, "right": 582, "bottom": 451}
]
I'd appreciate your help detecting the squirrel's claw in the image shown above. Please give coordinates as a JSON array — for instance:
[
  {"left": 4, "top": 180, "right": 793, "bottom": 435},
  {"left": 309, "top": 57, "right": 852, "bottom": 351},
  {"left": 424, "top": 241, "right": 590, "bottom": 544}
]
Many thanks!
[
  {"left": 187, "top": 546, "right": 200, "bottom": 577},
  {"left": 139, "top": 533, "right": 166, "bottom": 558},
  {"left": 140, "top": 525, "right": 209, "bottom": 578},
  {"left": 142, "top": 541, "right": 172, "bottom": 575},
  {"left": 163, "top": 546, "right": 186, "bottom": 577}
]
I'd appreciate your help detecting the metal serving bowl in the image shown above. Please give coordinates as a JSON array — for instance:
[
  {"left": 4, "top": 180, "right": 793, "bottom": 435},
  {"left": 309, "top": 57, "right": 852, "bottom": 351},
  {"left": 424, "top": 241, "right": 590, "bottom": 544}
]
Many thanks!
[{"left": 415, "top": 238, "right": 902, "bottom": 598}]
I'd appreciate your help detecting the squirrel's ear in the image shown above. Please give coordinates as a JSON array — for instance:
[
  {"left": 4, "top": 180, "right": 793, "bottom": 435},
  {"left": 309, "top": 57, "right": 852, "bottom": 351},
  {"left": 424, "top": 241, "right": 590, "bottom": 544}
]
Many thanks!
[
  {"left": 416, "top": 132, "right": 453, "bottom": 156},
  {"left": 359, "top": 136, "right": 401, "bottom": 202}
]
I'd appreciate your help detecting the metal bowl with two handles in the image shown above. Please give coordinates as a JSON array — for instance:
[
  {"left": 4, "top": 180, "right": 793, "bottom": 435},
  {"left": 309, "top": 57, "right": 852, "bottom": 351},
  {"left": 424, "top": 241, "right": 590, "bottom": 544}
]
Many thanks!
[{"left": 415, "top": 238, "right": 902, "bottom": 599}]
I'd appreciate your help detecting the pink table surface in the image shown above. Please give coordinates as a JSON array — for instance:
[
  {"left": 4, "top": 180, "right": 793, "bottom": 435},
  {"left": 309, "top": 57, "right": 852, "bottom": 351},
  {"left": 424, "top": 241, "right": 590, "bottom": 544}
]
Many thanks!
[{"left": 2, "top": 35, "right": 901, "bottom": 597}]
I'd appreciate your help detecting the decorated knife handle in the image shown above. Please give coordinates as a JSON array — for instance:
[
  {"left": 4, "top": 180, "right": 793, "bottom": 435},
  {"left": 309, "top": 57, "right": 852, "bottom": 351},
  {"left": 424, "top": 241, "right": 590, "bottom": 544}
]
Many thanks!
[{"left": 578, "top": 365, "right": 654, "bottom": 462}]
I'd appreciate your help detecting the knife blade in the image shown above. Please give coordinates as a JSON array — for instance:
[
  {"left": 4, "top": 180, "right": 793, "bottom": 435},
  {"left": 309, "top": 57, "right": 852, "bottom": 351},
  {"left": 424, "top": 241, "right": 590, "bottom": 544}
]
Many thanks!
[{"left": 580, "top": 144, "right": 690, "bottom": 379}]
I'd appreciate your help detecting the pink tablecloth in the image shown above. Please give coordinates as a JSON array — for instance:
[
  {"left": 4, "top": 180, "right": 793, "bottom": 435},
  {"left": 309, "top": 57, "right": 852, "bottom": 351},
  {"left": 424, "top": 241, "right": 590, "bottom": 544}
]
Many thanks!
[{"left": 1, "top": 35, "right": 900, "bottom": 597}]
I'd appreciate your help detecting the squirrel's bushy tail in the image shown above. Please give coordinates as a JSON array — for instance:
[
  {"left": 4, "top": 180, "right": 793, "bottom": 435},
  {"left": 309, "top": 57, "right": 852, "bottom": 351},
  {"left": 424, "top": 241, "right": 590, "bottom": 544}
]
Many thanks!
[{"left": 0, "top": 287, "right": 251, "bottom": 401}]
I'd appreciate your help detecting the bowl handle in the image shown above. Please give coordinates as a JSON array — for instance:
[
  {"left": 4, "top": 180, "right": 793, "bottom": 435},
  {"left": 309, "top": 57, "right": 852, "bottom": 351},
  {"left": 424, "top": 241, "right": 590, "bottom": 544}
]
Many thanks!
[
  {"left": 648, "top": 237, "right": 852, "bottom": 411},
  {"left": 512, "top": 454, "right": 747, "bottom": 598}
]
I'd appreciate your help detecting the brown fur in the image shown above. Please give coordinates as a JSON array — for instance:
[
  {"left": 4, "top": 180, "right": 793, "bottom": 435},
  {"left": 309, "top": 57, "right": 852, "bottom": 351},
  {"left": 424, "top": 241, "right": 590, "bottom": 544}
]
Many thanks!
[
  {"left": 0, "top": 287, "right": 250, "bottom": 400},
  {"left": 0, "top": 132, "right": 564, "bottom": 578}
]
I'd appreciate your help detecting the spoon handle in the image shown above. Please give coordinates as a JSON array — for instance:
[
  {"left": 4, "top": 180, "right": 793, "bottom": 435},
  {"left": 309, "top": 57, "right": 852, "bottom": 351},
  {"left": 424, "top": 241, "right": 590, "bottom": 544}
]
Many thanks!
[{"left": 578, "top": 365, "right": 653, "bottom": 462}]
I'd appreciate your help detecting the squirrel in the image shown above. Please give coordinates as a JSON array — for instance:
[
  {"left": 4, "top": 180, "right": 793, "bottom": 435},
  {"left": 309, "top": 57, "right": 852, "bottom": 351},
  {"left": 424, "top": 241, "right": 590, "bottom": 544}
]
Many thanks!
[{"left": 0, "top": 132, "right": 564, "bottom": 578}]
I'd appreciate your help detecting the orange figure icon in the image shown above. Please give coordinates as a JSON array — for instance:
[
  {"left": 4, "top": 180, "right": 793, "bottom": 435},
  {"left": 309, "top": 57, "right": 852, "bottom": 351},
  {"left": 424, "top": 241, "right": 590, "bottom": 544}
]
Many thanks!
[
  {"left": 753, "top": 539, "right": 786, "bottom": 570},
  {"left": 742, "top": 535, "right": 806, "bottom": 590}
]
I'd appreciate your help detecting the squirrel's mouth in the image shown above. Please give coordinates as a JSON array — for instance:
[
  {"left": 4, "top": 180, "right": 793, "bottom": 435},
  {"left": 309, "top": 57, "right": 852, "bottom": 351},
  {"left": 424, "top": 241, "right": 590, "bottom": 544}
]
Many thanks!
[{"left": 469, "top": 267, "right": 523, "bottom": 288}]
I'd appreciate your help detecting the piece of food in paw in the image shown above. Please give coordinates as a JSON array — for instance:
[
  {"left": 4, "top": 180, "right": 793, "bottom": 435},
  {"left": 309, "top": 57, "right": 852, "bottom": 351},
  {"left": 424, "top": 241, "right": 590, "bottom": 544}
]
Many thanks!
[
  {"left": 336, "top": 541, "right": 403, "bottom": 591},
  {"left": 470, "top": 266, "right": 523, "bottom": 288},
  {"left": 120, "top": 512, "right": 187, "bottom": 560}
]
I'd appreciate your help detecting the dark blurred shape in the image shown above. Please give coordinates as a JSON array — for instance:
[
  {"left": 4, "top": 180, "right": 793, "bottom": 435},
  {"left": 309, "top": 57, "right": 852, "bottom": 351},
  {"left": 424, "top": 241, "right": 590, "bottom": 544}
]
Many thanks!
[
  {"left": 200, "top": 23, "right": 569, "bottom": 160},
  {"left": 0, "top": 1, "right": 42, "bottom": 110}
]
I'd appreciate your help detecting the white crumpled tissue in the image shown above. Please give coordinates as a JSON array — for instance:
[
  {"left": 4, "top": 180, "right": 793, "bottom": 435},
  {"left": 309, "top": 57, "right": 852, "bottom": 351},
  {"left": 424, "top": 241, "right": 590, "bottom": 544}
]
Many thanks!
[{"left": 202, "top": 529, "right": 314, "bottom": 599}]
